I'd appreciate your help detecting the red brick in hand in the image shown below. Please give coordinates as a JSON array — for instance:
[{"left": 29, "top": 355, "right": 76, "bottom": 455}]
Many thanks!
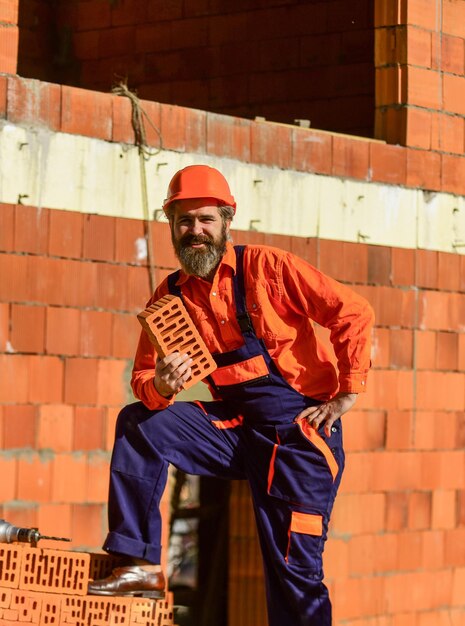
[{"left": 137, "top": 295, "right": 216, "bottom": 389}]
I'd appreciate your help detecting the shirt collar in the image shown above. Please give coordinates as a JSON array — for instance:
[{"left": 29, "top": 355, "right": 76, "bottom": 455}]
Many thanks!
[{"left": 175, "top": 241, "right": 237, "bottom": 286}]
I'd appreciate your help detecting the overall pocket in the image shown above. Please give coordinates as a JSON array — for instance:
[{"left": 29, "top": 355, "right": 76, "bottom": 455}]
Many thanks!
[
  {"left": 285, "top": 510, "right": 325, "bottom": 574},
  {"left": 266, "top": 419, "right": 343, "bottom": 568},
  {"left": 267, "top": 420, "right": 341, "bottom": 511}
]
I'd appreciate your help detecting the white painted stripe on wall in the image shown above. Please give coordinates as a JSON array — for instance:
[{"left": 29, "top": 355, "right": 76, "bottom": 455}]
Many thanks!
[{"left": 1, "top": 122, "right": 464, "bottom": 254}]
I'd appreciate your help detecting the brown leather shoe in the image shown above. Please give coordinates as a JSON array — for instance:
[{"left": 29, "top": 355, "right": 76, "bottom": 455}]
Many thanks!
[{"left": 87, "top": 566, "right": 165, "bottom": 599}]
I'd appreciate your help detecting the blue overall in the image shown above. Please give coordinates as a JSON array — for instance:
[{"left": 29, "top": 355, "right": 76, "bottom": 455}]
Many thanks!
[{"left": 104, "top": 246, "right": 345, "bottom": 625}]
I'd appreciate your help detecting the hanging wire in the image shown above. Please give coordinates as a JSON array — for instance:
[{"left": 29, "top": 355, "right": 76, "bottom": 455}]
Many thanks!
[
  {"left": 112, "top": 80, "right": 164, "bottom": 293},
  {"left": 112, "top": 80, "right": 163, "bottom": 158}
]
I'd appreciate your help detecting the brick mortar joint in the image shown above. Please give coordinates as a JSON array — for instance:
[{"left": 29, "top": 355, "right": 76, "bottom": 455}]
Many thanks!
[{"left": 377, "top": 60, "right": 465, "bottom": 79}]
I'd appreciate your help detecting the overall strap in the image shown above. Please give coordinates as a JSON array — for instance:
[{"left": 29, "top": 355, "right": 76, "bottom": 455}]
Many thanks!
[
  {"left": 233, "top": 245, "right": 254, "bottom": 334},
  {"left": 167, "top": 270, "right": 182, "bottom": 298}
]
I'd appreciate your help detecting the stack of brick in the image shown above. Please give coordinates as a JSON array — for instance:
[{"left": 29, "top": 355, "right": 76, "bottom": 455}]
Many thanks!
[{"left": 0, "top": 543, "right": 175, "bottom": 625}]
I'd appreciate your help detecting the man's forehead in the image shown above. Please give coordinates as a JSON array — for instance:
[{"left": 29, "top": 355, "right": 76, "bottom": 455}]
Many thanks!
[{"left": 173, "top": 198, "right": 221, "bottom": 216}]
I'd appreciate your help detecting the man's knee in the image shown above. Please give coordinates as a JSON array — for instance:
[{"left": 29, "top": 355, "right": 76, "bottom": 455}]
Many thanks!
[{"left": 115, "top": 402, "right": 156, "bottom": 438}]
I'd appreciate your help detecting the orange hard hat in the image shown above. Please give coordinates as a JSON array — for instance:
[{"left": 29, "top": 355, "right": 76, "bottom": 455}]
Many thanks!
[{"left": 163, "top": 165, "right": 236, "bottom": 213}]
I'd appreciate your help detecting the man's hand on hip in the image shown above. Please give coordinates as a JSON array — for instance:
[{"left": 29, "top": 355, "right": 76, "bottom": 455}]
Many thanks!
[{"left": 296, "top": 392, "right": 358, "bottom": 437}]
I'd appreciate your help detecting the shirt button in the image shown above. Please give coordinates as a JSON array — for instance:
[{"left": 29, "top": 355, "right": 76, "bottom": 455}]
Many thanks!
[
  {"left": 212, "top": 292, "right": 217, "bottom": 296},
  {"left": 221, "top": 320, "right": 225, "bottom": 325}
]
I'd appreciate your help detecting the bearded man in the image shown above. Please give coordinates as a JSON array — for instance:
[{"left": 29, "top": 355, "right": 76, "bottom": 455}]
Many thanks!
[{"left": 88, "top": 165, "right": 374, "bottom": 626}]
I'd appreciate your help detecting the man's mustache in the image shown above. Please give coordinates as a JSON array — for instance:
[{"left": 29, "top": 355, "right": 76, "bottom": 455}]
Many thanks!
[{"left": 180, "top": 234, "right": 215, "bottom": 247}]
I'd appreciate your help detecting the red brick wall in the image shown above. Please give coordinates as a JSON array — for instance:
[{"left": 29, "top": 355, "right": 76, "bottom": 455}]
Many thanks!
[
  {"left": 228, "top": 240, "right": 465, "bottom": 626},
  {"left": 0, "top": 203, "right": 177, "bottom": 548},
  {"left": 6, "top": 0, "right": 465, "bottom": 155},
  {"left": 375, "top": 0, "right": 465, "bottom": 157},
  {"left": 2, "top": 74, "right": 465, "bottom": 197},
  {"left": 16, "top": 0, "right": 375, "bottom": 138},
  {"left": 16, "top": 0, "right": 56, "bottom": 83},
  {"left": 0, "top": 0, "right": 19, "bottom": 73}
]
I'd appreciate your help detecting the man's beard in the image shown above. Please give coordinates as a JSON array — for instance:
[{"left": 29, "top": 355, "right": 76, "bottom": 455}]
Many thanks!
[{"left": 172, "top": 224, "right": 228, "bottom": 279}]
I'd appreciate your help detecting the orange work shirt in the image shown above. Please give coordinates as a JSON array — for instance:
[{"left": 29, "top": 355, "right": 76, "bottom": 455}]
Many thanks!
[{"left": 132, "top": 242, "right": 375, "bottom": 410}]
